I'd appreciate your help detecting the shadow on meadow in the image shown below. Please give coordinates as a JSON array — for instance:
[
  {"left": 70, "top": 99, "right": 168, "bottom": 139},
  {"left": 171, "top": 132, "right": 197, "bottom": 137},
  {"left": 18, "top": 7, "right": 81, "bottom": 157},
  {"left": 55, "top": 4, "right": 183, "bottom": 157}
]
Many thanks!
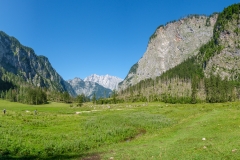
[{"left": 0, "top": 152, "right": 101, "bottom": 160}]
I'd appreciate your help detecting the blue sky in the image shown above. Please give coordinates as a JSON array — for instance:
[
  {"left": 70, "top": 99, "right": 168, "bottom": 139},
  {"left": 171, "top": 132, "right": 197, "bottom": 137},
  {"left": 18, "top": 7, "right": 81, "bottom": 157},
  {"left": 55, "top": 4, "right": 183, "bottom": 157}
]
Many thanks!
[{"left": 0, "top": 0, "right": 239, "bottom": 80}]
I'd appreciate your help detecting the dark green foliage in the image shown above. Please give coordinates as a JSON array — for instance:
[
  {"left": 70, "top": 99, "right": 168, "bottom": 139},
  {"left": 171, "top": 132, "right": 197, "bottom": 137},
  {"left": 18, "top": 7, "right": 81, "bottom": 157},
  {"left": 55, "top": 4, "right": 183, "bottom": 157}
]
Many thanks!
[
  {"left": 2, "top": 87, "right": 47, "bottom": 104},
  {"left": 120, "top": 63, "right": 139, "bottom": 85},
  {"left": 92, "top": 92, "right": 96, "bottom": 104},
  {"left": 119, "top": 4, "right": 240, "bottom": 104},
  {"left": 62, "top": 92, "right": 71, "bottom": 103},
  {"left": 128, "top": 63, "right": 138, "bottom": 75},
  {"left": 213, "top": 3, "right": 239, "bottom": 45},
  {"left": 205, "top": 17, "right": 211, "bottom": 26},
  {"left": 149, "top": 25, "right": 164, "bottom": 41},
  {"left": 96, "top": 97, "right": 124, "bottom": 104},
  {"left": 234, "top": 27, "right": 240, "bottom": 35},
  {"left": 111, "top": 90, "right": 117, "bottom": 104},
  {"left": 0, "top": 31, "right": 34, "bottom": 56},
  {"left": 199, "top": 4, "right": 239, "bottom": 62},
  {"left": 25, "top": 88, "right": 47, "bottom": 105},
  {"left": 160, "top": 57, "right": 204, "bottom": 80},
  {"left": 76, "top": 94, "right": 89, "bottom": 106},
  {"left": 76, "top": 94, "right": 84, "bottom": 104},
  {"left": 0, "top": 31, "right": 74, "bottom": 96},
  {"left": 0, "top": 67, "right": 74, "bottom": 105},
  {"left": 205, "top": 74, "right": 235, "bottom": 103},
  {"left": 160, "top": 93, "right": 192, "bottom": 104},
  {"left": 0, "top": 79, "right": 15, "bottom": 91},
  {"left": 149, "top": 32, "right": 157, "bottom": 41},
  {"left": 191, "top": 76, "right": 199, "bottom": 104},
  {"left": 199, "top": 40, "right": 223, "bottom": 62}
]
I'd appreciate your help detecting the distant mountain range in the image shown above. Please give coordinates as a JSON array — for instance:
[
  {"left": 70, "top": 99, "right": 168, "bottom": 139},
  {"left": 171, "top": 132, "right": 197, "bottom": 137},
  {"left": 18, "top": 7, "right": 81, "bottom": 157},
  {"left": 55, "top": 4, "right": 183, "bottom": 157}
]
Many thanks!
[
  {"left": 84, "top": 74, "right": 123, "bottom": 90},
  {"left": 68, "top": 75, "right": 123, "bottom": 99},
  {"left": 0, "top": 31, "right": 122, "bottom": 99},
  {"left": 1, "top": 3, "right": 238, "bottom": 103}
]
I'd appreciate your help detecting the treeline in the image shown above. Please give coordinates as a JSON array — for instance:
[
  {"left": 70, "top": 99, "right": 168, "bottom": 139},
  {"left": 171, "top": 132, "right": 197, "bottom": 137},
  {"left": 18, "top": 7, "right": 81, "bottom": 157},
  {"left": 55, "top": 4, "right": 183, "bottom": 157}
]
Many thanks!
[
  {"left": 93, "top": 90, "right": 124, "bottom": 104},
  {"left": 74, "top": 94, "right": 90, "bottom": 106},
  {"left": 0, "top": 80, "right": 94, "bottom": 105},
  {"left": 160, "top": 57, "right": 203, "bottom": 80},
  {"left": 0, "top": 79, "right": 15, "bottom": 92},
  {"left": 1, "top": 87, "right": 47, "bottom": 105},
  {"left": 205, "top": 73, "right": 237, "bottom": 103},
  {"left": 0, "top": 67, "right": 91, "bottom": 105},
  {"left": 117, "top": 72, "right": 239, "bottom": 104},
  {"left": 0, "top": 81, "right": 91, "bottom": 105},
  {"left": 119, "top": 57, "right": 204, "bottom": 103},
  {"left": 0, "top": 68, "right": 53, "bottom": 104},
  {"left": 117, "top": 52, "right": 239, "bottom": 104}
]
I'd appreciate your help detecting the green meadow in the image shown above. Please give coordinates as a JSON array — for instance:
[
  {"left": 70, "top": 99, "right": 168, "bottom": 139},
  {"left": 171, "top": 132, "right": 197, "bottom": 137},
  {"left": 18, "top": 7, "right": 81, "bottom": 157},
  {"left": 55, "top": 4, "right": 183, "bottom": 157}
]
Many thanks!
[{"left": 0, "top": 100, "right": 240, "bottom": 160}]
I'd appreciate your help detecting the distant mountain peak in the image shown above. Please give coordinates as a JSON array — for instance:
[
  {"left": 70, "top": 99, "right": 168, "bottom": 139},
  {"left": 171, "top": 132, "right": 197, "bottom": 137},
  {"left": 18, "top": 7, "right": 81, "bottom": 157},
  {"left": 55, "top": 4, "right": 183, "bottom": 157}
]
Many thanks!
[
  {"left": 67, "top": 77, "right": 112, "bottom": 99},
  {"left": 84, "top": 74, "right": 123, "bottom": 90}
]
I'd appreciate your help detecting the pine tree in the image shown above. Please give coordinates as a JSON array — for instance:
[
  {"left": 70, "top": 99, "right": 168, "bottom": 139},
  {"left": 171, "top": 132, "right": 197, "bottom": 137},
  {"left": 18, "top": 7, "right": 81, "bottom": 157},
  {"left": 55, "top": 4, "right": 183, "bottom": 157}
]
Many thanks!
[{"left": 92, "top": 92, "right": 96, "bottom": 104}]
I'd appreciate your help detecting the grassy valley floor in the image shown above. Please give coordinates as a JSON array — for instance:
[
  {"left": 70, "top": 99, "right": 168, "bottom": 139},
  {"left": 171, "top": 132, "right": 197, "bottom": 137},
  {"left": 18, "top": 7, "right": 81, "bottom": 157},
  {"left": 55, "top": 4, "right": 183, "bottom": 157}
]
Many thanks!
[{"left": 0, "top": 100, "right": 239, "bottom": 159}]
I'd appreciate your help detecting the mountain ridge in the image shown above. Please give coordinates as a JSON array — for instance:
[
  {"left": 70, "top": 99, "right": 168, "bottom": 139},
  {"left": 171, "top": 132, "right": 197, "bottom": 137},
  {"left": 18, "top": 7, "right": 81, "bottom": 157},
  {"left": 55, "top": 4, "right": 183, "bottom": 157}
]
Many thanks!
[
  {"left": 67, "top": 77, "right": 112, "bottom": 99},
  {"left": 118, "top": 3, "right": 240, "bottom": 103},
  {"left": 84, "top": 74, "right": 123, "bottom": 90},
  {"left": 119, "top": 14, "right": 218, "bottom": 90},
  {"left": 0, "top": 31, "right": 76, "bottom": 96}
]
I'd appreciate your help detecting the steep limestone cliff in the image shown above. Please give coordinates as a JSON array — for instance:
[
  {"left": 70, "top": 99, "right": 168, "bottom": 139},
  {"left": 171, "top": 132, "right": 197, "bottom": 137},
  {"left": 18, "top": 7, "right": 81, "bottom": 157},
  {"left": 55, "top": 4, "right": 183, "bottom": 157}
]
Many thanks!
[
  {"left": 204, "top": 12, "right": 240, "bottom": 79},
  {"left": 119, "top": 15, "right": 218, "bottom": 90},
  {"left": 118, "top": 4, "right": 240, "bottom": 103}
]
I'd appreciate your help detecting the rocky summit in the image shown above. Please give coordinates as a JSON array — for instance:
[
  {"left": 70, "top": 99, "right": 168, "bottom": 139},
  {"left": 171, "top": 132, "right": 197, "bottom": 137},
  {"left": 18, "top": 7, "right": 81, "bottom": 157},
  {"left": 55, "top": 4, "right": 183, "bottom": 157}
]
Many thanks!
[
  {"left": 84, "top": 74, "right": 123, "bottom": 90},
  {"left": 67, "top": 77, "right": 112, "bottom": 99},
  {"left": 119, "top": 14, "right": 218, "bottom": 90}
]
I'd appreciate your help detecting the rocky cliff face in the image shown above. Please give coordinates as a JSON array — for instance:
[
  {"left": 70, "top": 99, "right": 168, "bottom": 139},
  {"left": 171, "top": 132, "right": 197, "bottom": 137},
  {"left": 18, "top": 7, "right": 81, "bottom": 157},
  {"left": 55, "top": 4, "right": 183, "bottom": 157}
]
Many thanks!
[
  {"left": 84, "top": 74, "right": 123, "bottom": 90},
  {"left": 119, "top": 15, "right": 218, "bottom": 90},
  {"left": 204, "top": 13, "right": 240, "bottom": 79},
  {"left": 0, "top": 31, "right": 76, "bottom": 96},
  {"left": 67, "top": 77, "right": 112, "bottom": 99}
]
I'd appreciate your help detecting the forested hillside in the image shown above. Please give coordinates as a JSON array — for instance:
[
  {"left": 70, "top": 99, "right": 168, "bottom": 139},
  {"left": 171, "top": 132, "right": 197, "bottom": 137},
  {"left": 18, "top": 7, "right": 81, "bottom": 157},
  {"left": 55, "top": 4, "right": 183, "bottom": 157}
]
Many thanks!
[
  {"left": 117, "top": 3, "right": 240, "bottom": 104},
  {"left": 0, "top": 31, "right": 76, "bottom": 96},
  {"left": 0, "top": 66, "right": 78, "bottom": 104},
  {"left": 0, "top": 31, "right": 79, "bottom": 104},
  {"left": 119, "top": 13, "right": 218, "bottom": 90}
]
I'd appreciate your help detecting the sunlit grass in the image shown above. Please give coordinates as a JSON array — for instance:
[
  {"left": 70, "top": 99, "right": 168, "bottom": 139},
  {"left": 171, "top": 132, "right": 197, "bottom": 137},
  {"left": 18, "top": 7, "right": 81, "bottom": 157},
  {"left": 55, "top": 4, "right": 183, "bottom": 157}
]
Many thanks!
[{"left": 0, "top": 100, "right": 240, "bottom": 159}]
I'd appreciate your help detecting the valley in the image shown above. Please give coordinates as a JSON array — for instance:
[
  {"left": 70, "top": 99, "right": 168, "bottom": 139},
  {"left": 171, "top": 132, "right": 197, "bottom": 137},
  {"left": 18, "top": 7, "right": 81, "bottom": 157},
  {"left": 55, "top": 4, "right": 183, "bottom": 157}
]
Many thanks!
[
  {"left": 0, "top": 2, "right": 240, "bottom": 160},
  {"left": 0, "top": 100, "right": 240, "bottom": 159}
]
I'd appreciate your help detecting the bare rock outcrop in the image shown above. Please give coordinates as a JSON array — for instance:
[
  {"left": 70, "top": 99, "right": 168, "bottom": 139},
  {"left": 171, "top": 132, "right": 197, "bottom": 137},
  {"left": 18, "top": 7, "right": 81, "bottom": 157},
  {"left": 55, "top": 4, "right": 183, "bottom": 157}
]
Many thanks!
[{"left": 119, "top": 15, "right": 218, "bottom": 90}]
